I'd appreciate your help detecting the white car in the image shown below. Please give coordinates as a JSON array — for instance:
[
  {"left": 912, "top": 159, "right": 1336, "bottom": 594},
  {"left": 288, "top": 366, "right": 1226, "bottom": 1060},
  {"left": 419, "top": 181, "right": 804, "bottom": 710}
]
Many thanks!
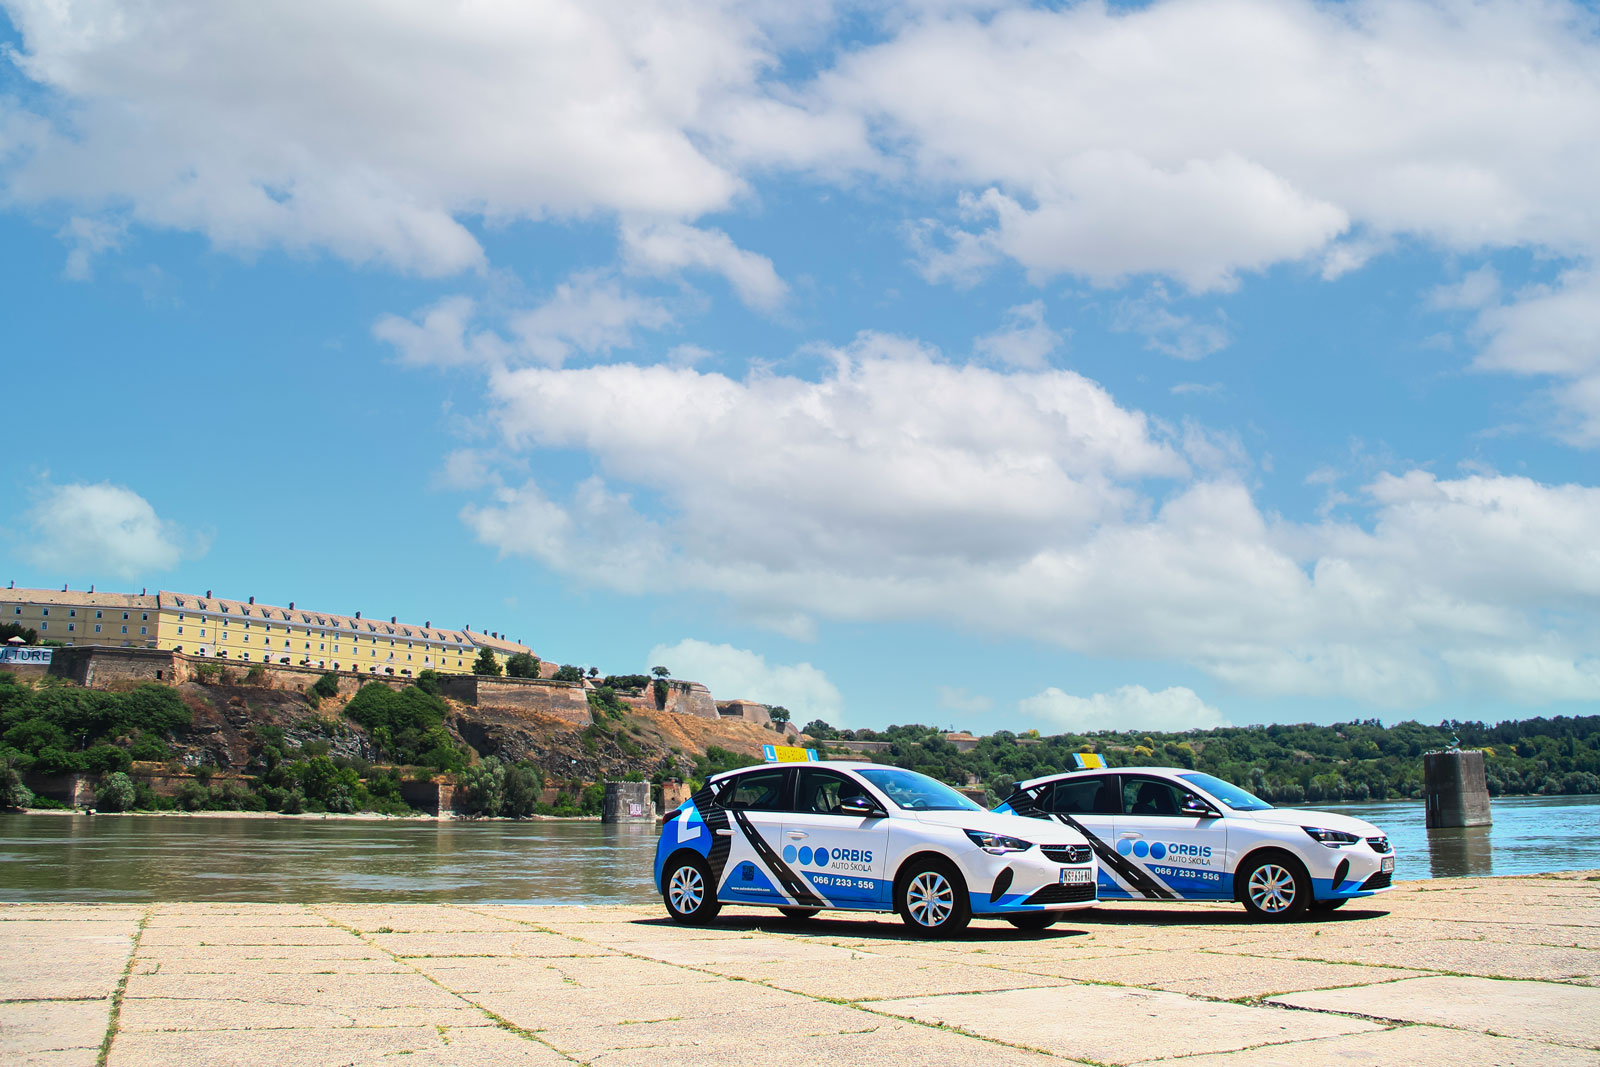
[
  {"left": 995, "top": 767, "right": 1396, "bottom": 920},
  {"left": 654, "top": 759, "right": 1099, "bottom": 936}
]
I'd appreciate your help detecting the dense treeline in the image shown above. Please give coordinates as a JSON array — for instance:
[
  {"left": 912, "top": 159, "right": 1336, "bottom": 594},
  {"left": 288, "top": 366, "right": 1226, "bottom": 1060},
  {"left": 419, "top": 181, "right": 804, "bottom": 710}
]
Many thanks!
[{"left": 802, "top": 716, "right": 1600, "bottom": 804}]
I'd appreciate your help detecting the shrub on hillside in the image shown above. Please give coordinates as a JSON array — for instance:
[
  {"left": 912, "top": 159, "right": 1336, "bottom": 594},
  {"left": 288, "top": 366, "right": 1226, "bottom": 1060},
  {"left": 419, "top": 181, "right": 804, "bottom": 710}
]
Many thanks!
[
  {"left": 95, "top": 772, "right": 136, "bottom": 812},
  {"left": 0, "top": 753, "right": 32, "bottom": 809},
  {"left": 502, "top": 762, "right": 543, "bottom": 818},
  {"left": 460, "top": 757, "right": 506, "bottom": 817},
  {"left": 342, "top": 682, "right": 466, "bottom": 773}
]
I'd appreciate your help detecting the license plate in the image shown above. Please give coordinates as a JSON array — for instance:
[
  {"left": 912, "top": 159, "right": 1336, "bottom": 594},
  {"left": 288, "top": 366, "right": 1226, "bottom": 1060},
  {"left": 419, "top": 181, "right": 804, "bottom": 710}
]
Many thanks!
[
  {"left": 1060, "top": 868, "right": 1093, "bottom": 885},
  {"left": 1381, "top": 856, "right": 1395, "bottom": 873}
]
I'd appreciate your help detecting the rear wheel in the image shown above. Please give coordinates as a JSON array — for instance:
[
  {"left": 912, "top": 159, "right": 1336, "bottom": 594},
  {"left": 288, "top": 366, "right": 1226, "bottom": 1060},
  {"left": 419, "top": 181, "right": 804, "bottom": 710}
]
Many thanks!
[
  {"left": 1238, "top": 853, "right": 1310, "bottom": 922},
  {"left": 1310, "top": 897, "right": 1348, "bottom": 912},
  {"left": 1005, "top": 912, "right": 1060, "bottom": 931},
  {"left": 777, "top": 907, "right": 820, "bottom": 922},
  {"left": 896, "top": 858, "right": 972, "bottom": 938},
  {"left": 662, "top": 853, "right": 721, "bottom": 925}
]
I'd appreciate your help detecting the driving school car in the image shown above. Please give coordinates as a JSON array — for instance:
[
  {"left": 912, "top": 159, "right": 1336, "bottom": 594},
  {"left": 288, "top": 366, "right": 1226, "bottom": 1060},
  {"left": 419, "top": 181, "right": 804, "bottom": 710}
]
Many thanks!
[
  {"left": 654, "top": 756, "right": 1098, "bottom": 936},
  {"left": 996, "top": 766, "right": 1396, "bottom": 920}
]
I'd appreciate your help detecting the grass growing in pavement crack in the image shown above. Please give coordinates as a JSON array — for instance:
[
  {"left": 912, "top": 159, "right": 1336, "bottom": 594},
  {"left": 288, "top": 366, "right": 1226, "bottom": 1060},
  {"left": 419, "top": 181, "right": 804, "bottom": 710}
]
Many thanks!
[{"left": 95, "top": 905, "right": 151, "bottom": 1067}]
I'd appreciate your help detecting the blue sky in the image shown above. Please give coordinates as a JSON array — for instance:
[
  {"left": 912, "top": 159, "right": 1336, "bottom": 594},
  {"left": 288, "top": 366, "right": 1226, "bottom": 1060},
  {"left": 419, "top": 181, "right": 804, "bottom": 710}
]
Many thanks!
[{"left": 3, "top": 0, "right": 1599, "bottom": 734}]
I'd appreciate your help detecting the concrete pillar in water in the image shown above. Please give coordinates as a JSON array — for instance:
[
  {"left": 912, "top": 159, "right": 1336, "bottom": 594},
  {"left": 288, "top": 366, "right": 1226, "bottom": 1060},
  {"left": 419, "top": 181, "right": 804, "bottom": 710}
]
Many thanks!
[
  {"left": 602, "top": 781, "right": 654, "bottom": 822},
  {"left": 1423, "top": 750, "right": 1492, "bottom": 828}
]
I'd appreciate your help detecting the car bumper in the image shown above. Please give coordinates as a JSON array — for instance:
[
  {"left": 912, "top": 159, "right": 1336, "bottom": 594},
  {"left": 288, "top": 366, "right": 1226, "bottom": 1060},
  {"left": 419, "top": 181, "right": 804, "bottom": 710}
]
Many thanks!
[
  {"left": 964, "top": 847, "right": 1099, "bottom": 914},
  {"left": 1312, "top": 846, "right": 1397, "bottom": 899}
]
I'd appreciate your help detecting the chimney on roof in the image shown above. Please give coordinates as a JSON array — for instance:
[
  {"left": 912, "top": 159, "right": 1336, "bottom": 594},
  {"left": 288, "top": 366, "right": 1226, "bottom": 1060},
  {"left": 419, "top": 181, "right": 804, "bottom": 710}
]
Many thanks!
[
  {"left": 391, "top": 616, "right": 397, "bottom": 624},
  {"left": 289, "top": 601, "right": 294, "bottom": 609},
  {"left": 206, "top": 590, "right": 212, "bottom": 598},
  {"left": 425, "top": 620, "right": 430, "bottom": 628},
  {"left": 355, "top": 611, "right": 361, "bottom": 619},
  {"left": 248, "top": 596, "right": 255, "bottom": 605},
  {"left": 141, "top": 588, "right": 146, "bottom": 595},
  {"left": 63, "top": 583, "right": 68, "bottom": 591}
]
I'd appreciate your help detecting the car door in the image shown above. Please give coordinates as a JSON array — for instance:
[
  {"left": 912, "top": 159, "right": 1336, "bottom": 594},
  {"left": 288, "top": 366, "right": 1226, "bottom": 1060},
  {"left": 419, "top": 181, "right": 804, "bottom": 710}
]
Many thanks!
[
  {"left": 1036, "top": 774, "right": 1135, "bottom": 899},
  {"left": 713, "top": 767, "right": 796, "bottom": 905},
  {"left": 783, "top": 768, "right": 891, "bottom": 906},
  {"left": 1111, "top": 774, "right": 1230, "bottom": 900}
]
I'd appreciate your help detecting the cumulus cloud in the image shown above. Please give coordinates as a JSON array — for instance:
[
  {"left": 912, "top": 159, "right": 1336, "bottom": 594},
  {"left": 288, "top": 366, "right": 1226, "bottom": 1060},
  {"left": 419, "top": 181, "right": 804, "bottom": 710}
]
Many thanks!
[
  {"left": 1469, "top": 270, "right": 1600, "bottom": 445},
  {"left": 973, "top": 301, "right": 1062, "bottom": 369},
  {"left": 814, "top": 0, "right": 1600, "bottom": 289},
  {"left": 450, "top": 336, "right": 1600, "bottom": 707},
  {"left": 645, "top": 638, "right": 843, "bottom": 723},
  {"left": 621, "top": 221, "right": 788, "bottom": 311},
  {"left": 0, "top": 0, "right": 782, "bottom": 273},
  {"left": 20, "top": 482, "right": 203, "bottom": 579},
  {"left": 1112, "top": 285, "right": 1230, "bottom": 361},
  {"left": 1020, "top": 685, "right": 1230, "bottom": 732}
]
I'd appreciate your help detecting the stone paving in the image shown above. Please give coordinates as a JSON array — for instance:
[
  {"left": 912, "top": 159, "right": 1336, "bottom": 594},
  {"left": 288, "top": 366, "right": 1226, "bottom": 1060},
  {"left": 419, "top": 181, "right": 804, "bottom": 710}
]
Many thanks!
[{"left": 3, "top": 872, "right": 1597, "bottom": 1066}]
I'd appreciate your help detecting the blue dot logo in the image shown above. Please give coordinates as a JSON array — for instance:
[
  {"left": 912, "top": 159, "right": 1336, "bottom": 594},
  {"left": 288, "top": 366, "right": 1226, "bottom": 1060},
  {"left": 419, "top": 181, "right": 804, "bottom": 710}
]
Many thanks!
[
  {"left": 1150, "top": 843, "right": 1167, "bottom": 860},
  {"left": 798, "top": 847, "right": 813, "bottom": 865},
  {"left": 813, "top": 847, "right": 830, "bottom": 866},
  {"left": 1117, "top": 839, "right": 1133, "bottom": 856},
  {"left": 1133, "top": 840, "right": 1150, "bottom": 858},
  {"left": 783, "top": 845, "right": 797, "bottom": 863}
]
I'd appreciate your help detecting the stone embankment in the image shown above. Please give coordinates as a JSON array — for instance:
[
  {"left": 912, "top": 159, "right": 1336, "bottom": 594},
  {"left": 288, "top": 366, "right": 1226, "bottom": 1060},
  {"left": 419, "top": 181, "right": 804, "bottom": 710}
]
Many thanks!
[{"left": 3, "top": 871, "right": 1597, "bottom": 1066}]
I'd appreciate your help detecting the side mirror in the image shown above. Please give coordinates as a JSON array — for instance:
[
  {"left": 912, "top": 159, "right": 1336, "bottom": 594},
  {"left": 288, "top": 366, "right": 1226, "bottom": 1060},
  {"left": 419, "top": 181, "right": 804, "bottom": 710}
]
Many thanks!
[
  {"left": 837, "top": 795, "right": 886, "bottom": 818},
  {"left": 1182, "top": 798, "right": 1221, "bottom": 819}
]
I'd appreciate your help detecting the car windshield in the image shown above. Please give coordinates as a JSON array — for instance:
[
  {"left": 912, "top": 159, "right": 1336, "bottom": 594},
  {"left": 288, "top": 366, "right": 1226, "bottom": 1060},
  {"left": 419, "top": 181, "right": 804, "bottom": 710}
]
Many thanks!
[
  {"left": 1178, "top": 772, "right": 1273, "bottom": 811},
  {"left": 856, "top": 767, "right": 981, "bottom": 811}
]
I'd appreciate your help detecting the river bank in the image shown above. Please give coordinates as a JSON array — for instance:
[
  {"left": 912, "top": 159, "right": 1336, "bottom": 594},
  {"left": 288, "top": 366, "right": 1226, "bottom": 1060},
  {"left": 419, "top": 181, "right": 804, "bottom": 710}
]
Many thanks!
[{"left": 5, "top": 871, "right": 1596, "bottom": 1067}]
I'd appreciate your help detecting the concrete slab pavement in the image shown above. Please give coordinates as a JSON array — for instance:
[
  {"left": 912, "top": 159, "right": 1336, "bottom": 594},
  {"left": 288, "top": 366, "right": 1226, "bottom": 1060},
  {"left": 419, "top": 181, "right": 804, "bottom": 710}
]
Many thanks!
[{"left": 0, "top": 871, "right": 1595, "bottom": 1066}]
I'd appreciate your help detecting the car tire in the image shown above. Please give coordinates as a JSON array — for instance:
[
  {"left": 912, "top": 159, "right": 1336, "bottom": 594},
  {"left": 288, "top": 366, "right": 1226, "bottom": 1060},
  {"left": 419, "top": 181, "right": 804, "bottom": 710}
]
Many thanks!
[
  {"left": 662, "top": 853, "right": 721, "bottom": 925},
  {"left": 1310, "top": 897, "right": 1348, "bottom": 912},
  {"left": 896, "top": 858, "right": 972, "bottom": 938},
  {"left": 777, "top": 907, "right": 820, "bottom": 922},
  {"left": 1238, "top": 853, "right": 1311, "bottom": 922},
  {"left": 1004, "top": 913, "right": 1060, "bottom": 931}
]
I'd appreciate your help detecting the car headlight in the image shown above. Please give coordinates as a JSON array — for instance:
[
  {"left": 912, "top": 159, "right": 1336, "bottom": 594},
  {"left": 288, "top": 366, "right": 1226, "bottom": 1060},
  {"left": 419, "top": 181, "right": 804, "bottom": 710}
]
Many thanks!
[
  {"left": 964, "top": 829, "right": 1033, "bottom": 854},
  {"left": 1302, "top": 826, "right": 1360, "bottom": 846}
]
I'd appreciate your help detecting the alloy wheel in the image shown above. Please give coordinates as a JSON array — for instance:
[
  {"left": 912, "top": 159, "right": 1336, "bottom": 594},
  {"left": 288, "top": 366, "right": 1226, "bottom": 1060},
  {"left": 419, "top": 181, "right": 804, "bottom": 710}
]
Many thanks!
[
  {"left": 669, "top": 865, "right": 704, "bottom": 914},
  {"left": 1247, "top": 863, "right": 1296, "bottom": 913},
  {"left": 906, "top": 870, "right": 955, "bottom": 927}
]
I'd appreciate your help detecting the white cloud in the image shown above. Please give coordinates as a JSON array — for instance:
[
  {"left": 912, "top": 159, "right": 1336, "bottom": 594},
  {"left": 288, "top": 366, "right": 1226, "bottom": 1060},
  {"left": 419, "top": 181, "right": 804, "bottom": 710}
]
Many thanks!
[
  {"left": 645, "top": 638, "right": 843, "bottom": 723},
  {"left": 0, "top": 0, "right": 782, "bottom": 273},
  {"left": 1429, "top": 265, "right": 1502, "bottom": 311},
  {"left": 1020, "top": 685, "right": 1229, "bottom": 733},
  {"left": 454, "top": 338, "right": 1600, "bottom": 707},
  {"left": 508, "top": 273, "right": 673, "bottom": 366},
  {"left": 621, "top": 221, "right": 788, "bottom": 311},
  {"left": 20, "top": 483, "right": 202, "bottom": 579},
  {"left": 375, "top": 274, "right": 672, "bottom": 369},
  {"left": 56, "top": 215, "right": 124, "bottom": 280},
  {"left": 813, "top": 0, "right": 1600, "bottom": 289},
  {"left": 1112, "top": 285, "right": 1230, "bottom": 361},
  {"left": 1470, "top": 270, "right": 1600, "bottom": 445},
  {"left": 973, "top": 301, "right": 1062, "bottom": 369}
]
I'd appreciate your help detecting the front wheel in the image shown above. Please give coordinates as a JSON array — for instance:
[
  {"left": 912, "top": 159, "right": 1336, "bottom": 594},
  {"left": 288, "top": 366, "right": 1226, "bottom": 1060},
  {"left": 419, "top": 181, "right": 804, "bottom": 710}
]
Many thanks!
[
  {"left": 1005, "top": 912, "right": 1060, "bottom": 931},
  {"left": 662, "top": 854, "right": 721, "bottom": 925},
  {"left": 896, "top": 859, "right": 972, "bottom": 938},
  {"left": 1238, "top": 854, "right": 1310, "bottom": 921}
]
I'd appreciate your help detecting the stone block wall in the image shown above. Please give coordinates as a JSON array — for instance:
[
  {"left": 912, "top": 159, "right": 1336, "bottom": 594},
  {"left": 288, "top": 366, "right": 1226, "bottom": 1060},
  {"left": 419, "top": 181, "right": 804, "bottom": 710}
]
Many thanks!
[
  {"left": 602, "top": 781, "right": 654, "bottom": 822},
  {"left": 435, "top": 675, "right": 590, "bottom": 727},
  {"left": 716, "top": 700, "right": 772, "bottom": 727},
  {"left": 661, "top": 680, "right": 719, "bottom": 719}
]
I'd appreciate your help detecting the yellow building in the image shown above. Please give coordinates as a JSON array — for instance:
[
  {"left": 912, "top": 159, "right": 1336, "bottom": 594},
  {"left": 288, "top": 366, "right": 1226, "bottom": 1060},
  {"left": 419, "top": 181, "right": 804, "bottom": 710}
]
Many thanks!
[{"left": 1, "top": 585, "right": 538, "bottom": 677}]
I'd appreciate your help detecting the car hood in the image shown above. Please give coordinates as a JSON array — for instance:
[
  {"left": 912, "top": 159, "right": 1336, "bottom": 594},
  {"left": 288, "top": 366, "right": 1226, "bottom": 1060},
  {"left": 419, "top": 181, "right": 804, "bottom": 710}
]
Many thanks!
[
  {"left": 1232, "top": 806, "right": 1385, "bottom": 837},
  {"left": 905, "top": 807, "right": 1088, "bottom": 845}
]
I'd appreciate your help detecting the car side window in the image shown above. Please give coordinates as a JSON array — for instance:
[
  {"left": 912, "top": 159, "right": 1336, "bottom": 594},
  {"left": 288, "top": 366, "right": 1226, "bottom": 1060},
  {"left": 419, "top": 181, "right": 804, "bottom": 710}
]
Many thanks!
[
  {"left": 1121, "top": 776, "right": 1204, "bottom": 817},
  {"left": 797, "top": 769, "right": 869, "bottom": 815},
  {"left": 721, "top": 769, "right": 791, "bottom": 811},
  {"left": 1048, "top": 776, "right": 1119, "bottom": 815}
]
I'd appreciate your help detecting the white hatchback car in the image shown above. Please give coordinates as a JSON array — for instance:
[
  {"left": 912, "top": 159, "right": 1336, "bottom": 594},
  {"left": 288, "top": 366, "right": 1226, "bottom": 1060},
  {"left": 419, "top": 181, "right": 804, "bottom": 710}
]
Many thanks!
[
  {"left": 655, "top": 760, "right": 1099, "bottom": 936},
  {"left": 996, "top": 767, "right": 1396, "bottom": 920}
]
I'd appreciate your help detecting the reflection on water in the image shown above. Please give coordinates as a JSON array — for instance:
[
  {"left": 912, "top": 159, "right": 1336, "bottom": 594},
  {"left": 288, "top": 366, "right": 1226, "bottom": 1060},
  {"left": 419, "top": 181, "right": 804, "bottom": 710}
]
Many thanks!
[
  {"left": 2, "top": 794, "right": 1597, "bottom": 904},
  {"left": 1426, "top": 825, "right": 1495, "bottom": 878},
  {"left": 1326, "top": 793, "right": 1600, "bottom": 881}
]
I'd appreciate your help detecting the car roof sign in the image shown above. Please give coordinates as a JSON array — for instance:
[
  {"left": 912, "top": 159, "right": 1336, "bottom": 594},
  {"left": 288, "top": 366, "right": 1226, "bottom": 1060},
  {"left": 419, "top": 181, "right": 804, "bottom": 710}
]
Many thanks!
[
  {"left": 1073, "top": 752, "right": 1106, "bottom": 769},
  {"left": 762, "top": 744, "right": 819, "bottom": 763}
]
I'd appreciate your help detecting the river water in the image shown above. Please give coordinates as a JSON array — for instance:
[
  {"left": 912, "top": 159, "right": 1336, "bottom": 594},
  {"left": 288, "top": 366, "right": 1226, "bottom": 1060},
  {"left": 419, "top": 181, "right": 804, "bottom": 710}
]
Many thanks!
[{"left": 2, "top": 795, "right": 1596, "bottom": 904}]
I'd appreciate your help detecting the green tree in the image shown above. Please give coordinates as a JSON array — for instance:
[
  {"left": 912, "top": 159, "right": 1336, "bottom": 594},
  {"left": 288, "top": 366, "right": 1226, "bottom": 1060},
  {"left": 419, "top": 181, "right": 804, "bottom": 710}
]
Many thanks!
[
  {"left": 505, "top": 652, "right": 541, "bottom": 678},
  {"left": 0, "top": 622, "right": 39, "bottom": 645},
  {"left": 473, "top": 648, "right": 502, "bottom": 676},
  {"left": 553, "top": 664, "right": 584, "bottom": 683},
  {"left": 651, "top": 666, "right": 670, "bottom": 678},
  {"left": 767, "top": 705, "right": 792, "bottom": 725},
  {"left": 0, "top": 752, "right": 32, "bottom": 809},
  {"left": 95, "top": 772, "right": 136, "bottom": 812},
  {"left": 460, "top": 757, "right": 506, "bottom": 816},
  {"left": 503, "top": 762, "right": 543, "bottom": 818}
]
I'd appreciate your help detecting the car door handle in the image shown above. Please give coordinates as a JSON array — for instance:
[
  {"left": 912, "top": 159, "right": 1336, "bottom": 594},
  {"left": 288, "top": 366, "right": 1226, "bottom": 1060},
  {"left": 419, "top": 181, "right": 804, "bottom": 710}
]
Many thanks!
[
  {"left": 714, "top": 829, "right": 734, "bottom": 837},
  {"left": 786, "top": 831, "right": 808, "bottom": 839},
  {"left": 1118, "top": 832, "right": 1142, "bottom": 839}
]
